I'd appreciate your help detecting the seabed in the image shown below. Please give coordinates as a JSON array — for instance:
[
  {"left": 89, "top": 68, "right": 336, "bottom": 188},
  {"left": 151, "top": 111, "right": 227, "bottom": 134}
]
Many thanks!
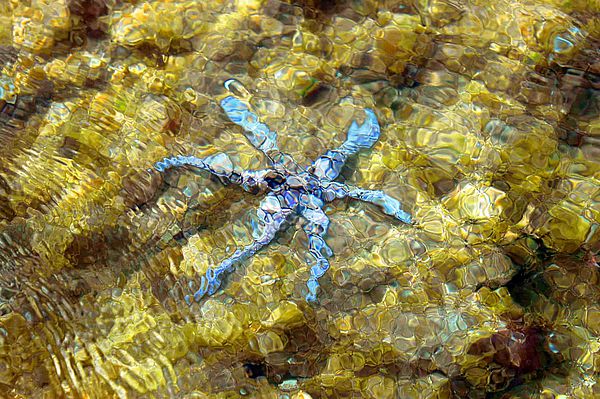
[{"left": 0, "top": 0, "right": 598, "bottom": 398}]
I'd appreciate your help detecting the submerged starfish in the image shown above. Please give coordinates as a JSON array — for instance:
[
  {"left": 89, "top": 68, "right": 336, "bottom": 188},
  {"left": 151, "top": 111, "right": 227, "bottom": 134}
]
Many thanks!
[{"left": 154, "top": 80, "right": 412, "bottom": 303}]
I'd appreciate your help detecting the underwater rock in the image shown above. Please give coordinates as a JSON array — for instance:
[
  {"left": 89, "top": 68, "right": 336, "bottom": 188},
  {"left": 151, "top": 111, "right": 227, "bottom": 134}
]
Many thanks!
[{"left": 0, "top": 0, "right": 598, "bottom": 398}]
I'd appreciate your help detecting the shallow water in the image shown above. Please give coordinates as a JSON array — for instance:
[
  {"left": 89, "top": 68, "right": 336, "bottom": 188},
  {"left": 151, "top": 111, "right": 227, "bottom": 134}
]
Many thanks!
[{"left": 0, "top": 0, "right": 598, "bottom": 398}]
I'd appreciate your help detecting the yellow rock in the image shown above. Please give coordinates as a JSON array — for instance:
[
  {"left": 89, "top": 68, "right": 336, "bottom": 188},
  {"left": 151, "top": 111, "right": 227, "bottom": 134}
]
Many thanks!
[
  {"left": 516, "top": 4, "right": 587, "bottom": 64},
  {"left": 253, "top": 330, "right": 286, "bottom": 355},
  {"left": 397, "top": 374, "right": 452, "bottom": 399},
  {"left": 180, "top": 234, "right": 214, "bottom": 276},
  {"left": 538, "top": 199, "right": 597, "bottom": 253},
  {"left": 292, "top": 391, "right": 313, "bottom": 399},
  {"left": 262, "top": 301, "right": 305, "bottom": 329},
  {"left": 261, "top": 53, "right": 333, "bottom": 99},
  {"left": 111, "top": 1, "right": 210, "bottom": 50},
  {"left": 442, "top": 180, "right": 514, "bottom": 244},
  {"left": 373, "top": 15, "right": 425, "bottom": 74},
  {"left": 362, "top": 375, "right": 395, "bottom": 399},
  {"left": 10, "top": 0, "right": 71, "bottom": 53},
  {"left": 196, "top": 299, "right": 244, "bottom": 347}
]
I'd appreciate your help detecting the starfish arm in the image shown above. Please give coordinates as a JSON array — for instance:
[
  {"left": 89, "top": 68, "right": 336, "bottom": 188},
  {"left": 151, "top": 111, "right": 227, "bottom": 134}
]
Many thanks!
[
  {"left": 300, "top": 203, "right": 333, "bottom": 302},
  {"left": 338, "top": 109, "right": 381, "bottom": 157},
  {"left": 153, "top": 153, "right": 271, "bottom": 193},
  {"left": 311, "top": 109, "right": 380, "bottom": 181},
  {"left": 220, "top": 96, "right": 303, "bottom": 173},
  {"left": 310, "top": 150, "right": 348, "bottom": 181},
  {"left": 321, "top": 182, "right": 412, "bottom": 224},
  {"left": 188, "top": 193, "right": 293, "bottom": 303},
  {"left": 220, "top": 96, "right": 279, "bottom": 153}
]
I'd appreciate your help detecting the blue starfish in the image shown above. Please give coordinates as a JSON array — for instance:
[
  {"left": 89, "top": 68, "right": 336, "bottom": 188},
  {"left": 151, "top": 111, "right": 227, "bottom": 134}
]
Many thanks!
[{"left": 154, "top": 80, "right": 411, "bottom": 303}]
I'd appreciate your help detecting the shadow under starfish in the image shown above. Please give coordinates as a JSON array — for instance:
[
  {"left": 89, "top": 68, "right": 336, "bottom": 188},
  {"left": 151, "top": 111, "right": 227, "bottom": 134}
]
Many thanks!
[{"left": 154, "top": 79, "right": 412, "bottom": 303}]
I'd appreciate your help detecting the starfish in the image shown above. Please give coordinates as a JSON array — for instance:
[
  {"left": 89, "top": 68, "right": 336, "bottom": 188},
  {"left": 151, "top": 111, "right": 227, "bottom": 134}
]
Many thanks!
[{"left": 154, "top": 80, "right": 412, "bottom": 303}]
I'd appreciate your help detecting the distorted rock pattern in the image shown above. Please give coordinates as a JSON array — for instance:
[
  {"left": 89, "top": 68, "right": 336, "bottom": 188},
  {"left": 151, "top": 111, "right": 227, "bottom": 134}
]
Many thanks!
[{"left": 0, "top": 0, "right": 598, "bottom": 398}]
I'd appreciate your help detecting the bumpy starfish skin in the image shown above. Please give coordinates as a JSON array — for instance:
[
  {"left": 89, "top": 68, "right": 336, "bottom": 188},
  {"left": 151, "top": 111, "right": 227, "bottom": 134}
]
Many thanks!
[{"left": 155, "top": 80, "right": 412, "bottom": 303}]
